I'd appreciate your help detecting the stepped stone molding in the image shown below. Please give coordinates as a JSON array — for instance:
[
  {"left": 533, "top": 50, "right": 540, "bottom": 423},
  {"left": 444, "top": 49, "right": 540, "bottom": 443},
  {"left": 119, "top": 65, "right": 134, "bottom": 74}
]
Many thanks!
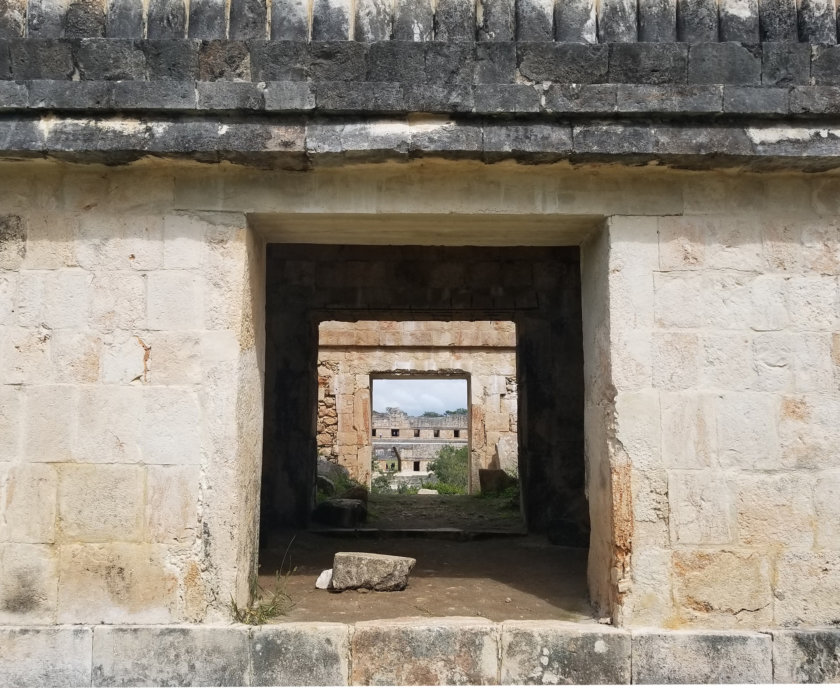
[
  {"left": 2, "top": 623, "right": 840, "bottom": 685},
  {"left": 0, "top": 0, "right": 838, "bottom": 43}
]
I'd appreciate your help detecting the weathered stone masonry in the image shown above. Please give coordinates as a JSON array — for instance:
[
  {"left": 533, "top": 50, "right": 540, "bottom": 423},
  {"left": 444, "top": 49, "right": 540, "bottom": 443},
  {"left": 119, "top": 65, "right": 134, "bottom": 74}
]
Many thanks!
[{"left": 1, "top": 0, "right": 840, "bottom": 682}]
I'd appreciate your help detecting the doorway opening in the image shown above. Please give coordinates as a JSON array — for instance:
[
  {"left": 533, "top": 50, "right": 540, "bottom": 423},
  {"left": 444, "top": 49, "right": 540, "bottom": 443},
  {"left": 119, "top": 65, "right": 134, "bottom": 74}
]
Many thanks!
[{"left": 259, "top": 243, "right": 589, "bottom": 622}]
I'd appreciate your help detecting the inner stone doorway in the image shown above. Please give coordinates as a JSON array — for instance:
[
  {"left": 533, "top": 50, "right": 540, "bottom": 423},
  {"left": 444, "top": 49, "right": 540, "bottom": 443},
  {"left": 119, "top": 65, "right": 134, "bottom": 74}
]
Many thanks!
[
  {"left": 261, "top": 245, "right": 586, "bottom": 544},
  {"left": 259, "top": 243, "right": 588, "bottom": 621}
]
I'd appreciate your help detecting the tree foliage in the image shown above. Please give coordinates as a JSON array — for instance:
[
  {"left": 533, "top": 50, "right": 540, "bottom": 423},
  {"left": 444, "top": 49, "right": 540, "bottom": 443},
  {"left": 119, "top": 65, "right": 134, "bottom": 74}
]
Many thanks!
[
  {"left": 421, "top": 411, "right": 443, "bottom": 417},
  {"left": 429, "top": 445, "right": 469, "bottom": 492}
]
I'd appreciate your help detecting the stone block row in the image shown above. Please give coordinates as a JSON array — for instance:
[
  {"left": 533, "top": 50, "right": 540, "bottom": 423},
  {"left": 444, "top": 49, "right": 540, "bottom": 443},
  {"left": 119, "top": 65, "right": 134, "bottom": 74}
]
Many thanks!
[
  {"left": 2, "top": 39, "right": 839, "bottom": 87},
  {"left": 0, "top": 116, "right": 838, "bottom": 171},
  {"left": 3, "top": 622, "right": 840, "bottom": 685},
  {"left": 1, "top": 0, "right": 839, "bottom": 43}
]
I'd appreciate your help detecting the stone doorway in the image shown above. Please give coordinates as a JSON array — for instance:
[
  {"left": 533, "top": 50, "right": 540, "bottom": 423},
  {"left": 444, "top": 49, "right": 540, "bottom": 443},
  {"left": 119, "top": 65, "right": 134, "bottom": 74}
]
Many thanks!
[{"left": 260, "top": 244, "right": 586, "bottom": 544}]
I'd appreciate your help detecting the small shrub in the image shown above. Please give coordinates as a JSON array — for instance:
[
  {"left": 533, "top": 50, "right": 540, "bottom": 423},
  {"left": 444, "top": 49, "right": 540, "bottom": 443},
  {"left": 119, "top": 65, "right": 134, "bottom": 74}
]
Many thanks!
[
  {"left": 429, "top": 445, "right": 468, "bottom": 491},
  {"left": 230, "top": 570, "right": 294, "bottom": 625}
]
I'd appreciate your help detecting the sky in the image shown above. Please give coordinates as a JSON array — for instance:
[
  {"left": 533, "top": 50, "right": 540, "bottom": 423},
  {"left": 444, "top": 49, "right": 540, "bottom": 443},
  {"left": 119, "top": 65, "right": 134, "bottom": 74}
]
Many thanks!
[{"left": 372, "top": 379, "right": 468, "bottom": 417}]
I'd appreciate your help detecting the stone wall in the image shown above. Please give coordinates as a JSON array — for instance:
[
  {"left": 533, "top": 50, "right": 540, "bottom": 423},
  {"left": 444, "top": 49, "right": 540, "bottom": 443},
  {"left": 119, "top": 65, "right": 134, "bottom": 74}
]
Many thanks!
[
  {"left": 262, "top": 245, "right": 584, "bottom": 534},
  {"left": 0, "top": 165, "right": 265, "bottom": 624},
  {"left": 316, "top": 320, "right": 518, "bottom": 488},
  {"left": 1, "top": 159, "right": 838, "bottom": 633},
  {"left": 602, "top": 213, "right": 840, "bottom": 628}
]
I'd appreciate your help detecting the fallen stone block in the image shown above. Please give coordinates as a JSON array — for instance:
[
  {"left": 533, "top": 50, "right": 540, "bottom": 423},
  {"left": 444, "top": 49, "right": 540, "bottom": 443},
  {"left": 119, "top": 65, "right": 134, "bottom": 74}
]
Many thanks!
[
  {"left": 311, "top": 498, "right": 367, "bottom": 528},
  {"left": 418, "top": 488, "right": 439, "bottom": 494},
  {"left": 331, "top": 552, "right": 416, "bottom": 591}
]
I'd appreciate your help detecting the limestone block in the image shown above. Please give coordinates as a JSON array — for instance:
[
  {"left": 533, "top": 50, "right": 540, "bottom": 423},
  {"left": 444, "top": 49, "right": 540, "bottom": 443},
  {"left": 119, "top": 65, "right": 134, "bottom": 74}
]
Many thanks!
[
  {"left": 49, "top": 330, "right": 101, "bottom": 383},
  {"left": 787, "top": 275, "right": 840, "bottom": 331},
  {"left": 779, "top": 394, "right": 840, "bottom": 469},
  {"left": 0, "top": 627, "right": 91, "bottom": 687},
  {"left": 715, "top": 392, "right": 780, "bottom": 469},
  {"left": 0, "top": 464, "right": 57, "bottom": 543},
  {"left": 815, "top": 473, "right": 840, "bottom": 549},
  {"left": 700, "top": 332, "right": 753, "bottom": 390},
  {"left": 0, "top": 543, "right": 58, "bottom": 623},
  {"left": 500, "top": 621, "right": 630, "bottom": 684},
  {"left": 732, "top": 472, "right": 814, "bottom": 547},
  {"left": 141, "top": 386, "right": 201, "bottom": 464},
  {"left": 749, "top": 274, "right": 789, "bottom": 331},
  {"left": 775, "top": 552, "right": 840, "bottom": 626},
  {"left": 146, "top": 465, "right": 200, "bottom": 544},
  {"left": 672, "top": 550, "right": 772, "bottom": 627},
  {"left": 76, "top": 215, "right": 164, "bottom": 272},
  {"left": 75, "top": 385, "right": 142, "bottom": 463},
  {"left": 21, "top": 213, "right": 77, "bottom": 269},
  {"left": 332, "top": 552, "right": 415, "bottom": 591},
  {"left": 92, "top": 626, "right": 250, "bottom": 687},
  {"left": 42, "top": 269, "right": 90, "bottom": 329},
  {"left": 773, "top": 630, "right": 840, "bottom": 683},
  {"left": 0, "top": 385, "right": 21, "bottom": 460},
  {"left": 701, "top": 273, "right": 754, "bottom": 330},
  {"left": 632, "top": 468, "right": 669, "bottom": 547},
  {"left": 162, "top": 214, "right": 206, "bottom": 269},
  {"left": 90, "top": 271, "right": 146, "bottom": 332},
  {"left": 632, "top": 630, "right": 772, "bottom": 683},
  {"left": 351, "top": 617, "right": 498, "bottom": 685},
  {"left": 14, "top": 271, "right": 45, "bottom": 328},
  {"left": 761, "top": 219, "right": 801, "bottom": 272},
  {"left": 614, "top": 392, "right": 660, "bottom": 471},
  {"left": 101, "top": 332, "right": 150, "bottom": 384},
  {"left": 653, "top": 272, "right": 703, "bottom": 329},
  {"left": 58, "top": 464, "right": 144, "bottom": 542},
  {"left": 1, "top": 326, "right": 51, "bottom": 385},
  {"left": 0, "top": 215, "right": 25, "bottom": 270},
  {"left": 611, "top": 330, "right": 652, "bottom": 392},
  {"left": 57, "top": 543, "right": 180, "bottom": 623},
  {"left": 147, "top": 270, "right": 203, "bottom": 331},
  {"left": 750, "top": 332, "right": 794, "bottom": 392},
  {"left": 652, "top": 332, "right": 698, "bottom": 390},
  {"left": 23, "top": 385, "right": 76, "bottom": 462},
  {"left": 658, "top": 216, "right": 709, "bottom": 271},
  {"left": 705, "top": 221, "right": 763, "bottom": 271},
  {"left": 0, "top": 273, "right": 15, "bottom": 326},
  {"left": 148, "top": 332, "right": 201, "bottom": 385},
  {"left": 800, "top": 222, "right": 840, "bottom": 275},
  {"left": 627, "top": 547, "right": 672, "bottom": 626},
  {"left": 252, "top": 623, "right": 350, "bottom": 686},
  {"left": 668, "top": 470, "right": 734, "bottom": 545},
  {"left": 793, "top": 333, "right": 835, "bottom": 393}
]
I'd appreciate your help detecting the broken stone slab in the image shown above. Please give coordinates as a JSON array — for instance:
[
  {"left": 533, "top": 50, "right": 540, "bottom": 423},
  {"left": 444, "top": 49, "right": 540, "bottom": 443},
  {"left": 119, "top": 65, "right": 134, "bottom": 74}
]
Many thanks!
[
  {"left": 316, "top": 475, "right": 336, "bottom": 496},
  {"left": 479, "top": 467, "right": 517, "bottom": 494},
  {"left": 317, "top": 457, "right": 349, "bottom": 482},
  {"left": 311, "top": 498, "right": 367, "bottom": 528},
  {"left": 339, "top": 484, "right": 369, "bottom": 503},
  {"left": 417, "top": 488, "right": 438, "bottom": 494},
  {"left": 315, "top": 568, "right": 333, "bottom": 589},
  {"left": 331, "top": 552, "right": 416, "bottom": 591}
]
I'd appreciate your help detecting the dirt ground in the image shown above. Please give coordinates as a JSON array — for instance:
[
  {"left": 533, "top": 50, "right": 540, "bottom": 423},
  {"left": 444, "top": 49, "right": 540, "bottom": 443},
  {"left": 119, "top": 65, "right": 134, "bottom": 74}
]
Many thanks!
[{"left": 259, "top": 532, "right": 593, "bottom": 623}]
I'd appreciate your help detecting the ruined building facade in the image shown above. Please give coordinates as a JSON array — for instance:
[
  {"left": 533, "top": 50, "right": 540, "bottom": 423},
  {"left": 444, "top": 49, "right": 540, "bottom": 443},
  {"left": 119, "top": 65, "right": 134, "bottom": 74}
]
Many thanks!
[{"left": 1, "top": 0, "right": 840, "bottom": 681}]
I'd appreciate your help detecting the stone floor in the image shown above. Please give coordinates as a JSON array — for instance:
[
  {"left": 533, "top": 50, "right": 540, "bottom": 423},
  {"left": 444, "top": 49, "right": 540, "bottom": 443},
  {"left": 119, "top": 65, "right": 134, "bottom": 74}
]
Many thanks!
[{"left": 259, "top": 531, "right": 592, "bottom": 623}]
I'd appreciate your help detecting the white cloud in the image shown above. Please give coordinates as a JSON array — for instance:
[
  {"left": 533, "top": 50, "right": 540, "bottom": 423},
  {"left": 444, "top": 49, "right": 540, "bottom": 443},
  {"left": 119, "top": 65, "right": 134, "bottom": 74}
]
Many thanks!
[{"left": 372, "top": 379, "right": 468, "bottom": 416}]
